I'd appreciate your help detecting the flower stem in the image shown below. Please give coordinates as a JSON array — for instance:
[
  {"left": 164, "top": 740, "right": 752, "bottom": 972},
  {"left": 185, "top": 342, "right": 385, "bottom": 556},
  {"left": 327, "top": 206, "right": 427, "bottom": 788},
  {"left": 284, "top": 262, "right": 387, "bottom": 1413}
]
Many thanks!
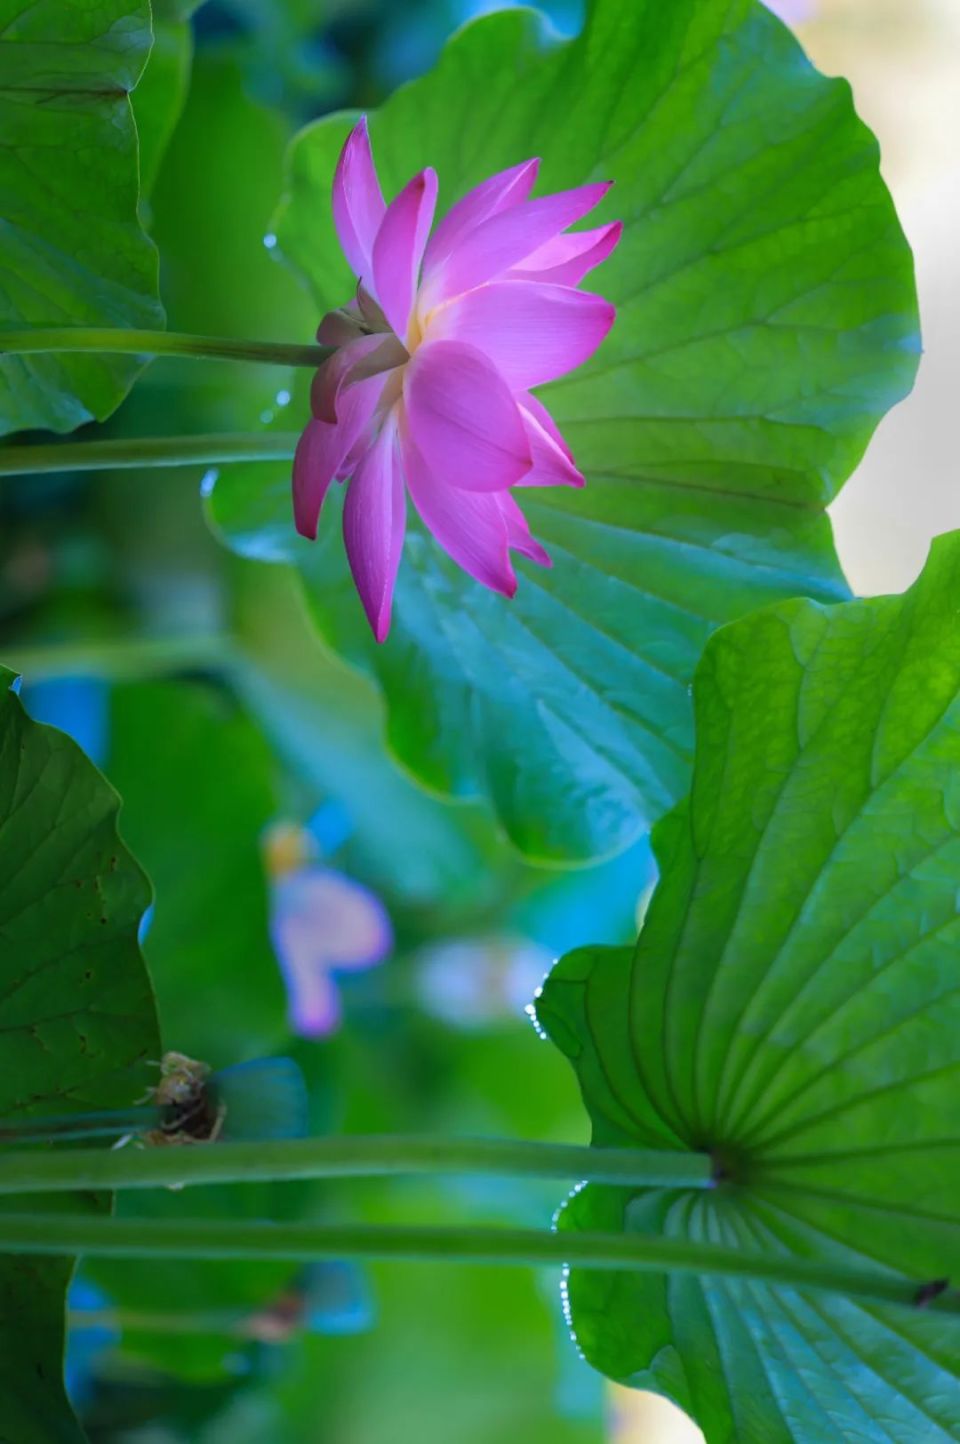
[
  {"left": 0, "top": 329, "right": 331, "bottom": 368},
  {"left": 0, "top": 1213, "right": 955, "bottom": 1315},
  {"left": 0, "top": 433, "right": 299, "bottom": 475},
  {"left": 5, "top": 633, "right": 231, "bottom": 682},
  {"left": 0, "top": 1136, "right": 712, "bottom": 1194}
]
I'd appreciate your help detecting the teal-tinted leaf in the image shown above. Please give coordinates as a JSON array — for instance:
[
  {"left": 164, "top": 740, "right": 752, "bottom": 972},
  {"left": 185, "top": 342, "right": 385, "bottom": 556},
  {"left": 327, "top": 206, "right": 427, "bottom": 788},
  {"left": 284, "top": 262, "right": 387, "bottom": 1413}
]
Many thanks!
[
  {"left": 211, "top": 0, "right": 917, "bottom": 861},
  {"left": 208, "top": 1056, "right": 309, "bottom": 1142},
  {"left": 537, "top": 535, "right": 960, "bottom": 1440},
  {"left": 0, "top": 0, "right": 163, "bottom": 435},
  {"left": 0, "top": 667, "right": 159, "bottom": 1441}
]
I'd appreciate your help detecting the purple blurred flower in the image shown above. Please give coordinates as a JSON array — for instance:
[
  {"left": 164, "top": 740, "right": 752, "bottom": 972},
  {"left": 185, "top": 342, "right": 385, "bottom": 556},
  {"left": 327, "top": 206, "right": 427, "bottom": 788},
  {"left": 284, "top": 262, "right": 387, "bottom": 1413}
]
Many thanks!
[
  {"left": 415, "top": 935, "right": 553, "bottom": 1029},
  {"left": 265, "top": 824, "right": 392, "bottom": 1037}
]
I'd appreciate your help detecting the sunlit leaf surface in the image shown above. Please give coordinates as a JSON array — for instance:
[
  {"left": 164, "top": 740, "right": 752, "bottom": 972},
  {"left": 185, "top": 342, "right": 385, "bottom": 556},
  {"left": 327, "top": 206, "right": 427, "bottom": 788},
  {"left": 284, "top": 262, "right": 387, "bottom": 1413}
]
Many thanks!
[
  {"left": 212, "top": 0, "right": 918, "bottom": 861},
  {"left": 537, "top": 535, "right": 960, "bottom": 1442}
]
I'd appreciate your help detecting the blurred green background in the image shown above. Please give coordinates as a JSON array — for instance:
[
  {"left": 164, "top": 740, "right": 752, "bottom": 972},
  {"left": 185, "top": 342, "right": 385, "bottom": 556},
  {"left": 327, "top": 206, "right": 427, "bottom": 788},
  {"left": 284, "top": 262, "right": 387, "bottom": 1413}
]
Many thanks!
[
  {"left": 1, "top": 3, "right": 649, "bottom": 1439},
  {"left": 7, "top": 0, "right": 949, "bottom": 1438}
]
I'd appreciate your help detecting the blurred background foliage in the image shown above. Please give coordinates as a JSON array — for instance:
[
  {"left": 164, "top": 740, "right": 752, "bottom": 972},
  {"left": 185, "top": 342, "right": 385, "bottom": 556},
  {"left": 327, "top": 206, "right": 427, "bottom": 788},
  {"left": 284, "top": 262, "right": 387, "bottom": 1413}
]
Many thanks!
[
  {"left": 1, "top": 1, "right": 955, "bottom": 1441},
  {"left": 2, "top": 3, "right": 638, "bottom": 1439}
]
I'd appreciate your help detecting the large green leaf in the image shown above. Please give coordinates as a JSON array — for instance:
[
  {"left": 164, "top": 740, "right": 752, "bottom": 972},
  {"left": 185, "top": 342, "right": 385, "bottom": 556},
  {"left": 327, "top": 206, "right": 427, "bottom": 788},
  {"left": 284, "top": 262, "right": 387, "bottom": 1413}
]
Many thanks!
[
  {"left": 536, "top": 535, "right": 960, "bottom": 1441},
  {"left": 0, "top": 668, "right": 159, "bottom": 1441},
  {"left": 211, "top": 0, "right": 917, "bottom": 861},
  {"left": 0, "top": 0, "right": 163, "bottom": 435}
]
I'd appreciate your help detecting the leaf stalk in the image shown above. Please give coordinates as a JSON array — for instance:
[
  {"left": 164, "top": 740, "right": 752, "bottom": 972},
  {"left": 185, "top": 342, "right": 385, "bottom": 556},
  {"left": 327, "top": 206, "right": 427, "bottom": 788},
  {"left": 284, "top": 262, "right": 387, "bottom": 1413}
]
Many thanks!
[
  {"left": 0, "top": 329, "right": 330, "bottom": 368},
  {"left": 0, "top": 1213, "right": 954, "bottom": 1316},
  {"left": 0, "top": 1135, "right": 712, "bottom": 1194},
  {"left": 0, "top": 433, "right": 299, "bottom": 475}
]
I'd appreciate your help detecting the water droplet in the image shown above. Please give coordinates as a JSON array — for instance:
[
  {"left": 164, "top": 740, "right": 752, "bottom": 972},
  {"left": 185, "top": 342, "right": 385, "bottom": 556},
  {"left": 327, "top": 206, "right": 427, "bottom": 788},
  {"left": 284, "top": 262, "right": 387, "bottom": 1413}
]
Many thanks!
[
  {"left": 199, "top": 468, "right": 219, "bottom": 498},
  {"left": 524, "top": 1000, "right": 549, "bottom": 1040},
  {"left": 275, "top": 388, "right": 291, "bottom": 407},
  {"left": 263, "top": 233, "right": 277, "bottom": 250},
  {"left": 552, "top": 1187, "right": 587, "bottom": 1351},
  {"left": 525, "top": 974, "right": 554, "bottom": 1041},
  {"left": 260, "top": 409, "right": 275, "bottom": 425},
  {"left": 138, "top": 902, "right": 155, "bottom": 945}
]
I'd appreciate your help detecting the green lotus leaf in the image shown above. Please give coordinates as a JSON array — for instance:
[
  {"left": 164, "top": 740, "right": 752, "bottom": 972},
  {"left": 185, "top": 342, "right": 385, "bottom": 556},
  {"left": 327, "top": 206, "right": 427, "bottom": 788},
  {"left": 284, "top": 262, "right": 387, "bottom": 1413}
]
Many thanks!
[
  {"left": 537, "top": 534, "right": 960, "bottom": 1442},
  {"left": 0, "top": 668, "right": 159, "bottom": 1441},
  {"left": 211, "top": 0, "right": 917, "bottom": 861},
  {"left": 0, "top": 0, "right": 164, "bottom": 435}
]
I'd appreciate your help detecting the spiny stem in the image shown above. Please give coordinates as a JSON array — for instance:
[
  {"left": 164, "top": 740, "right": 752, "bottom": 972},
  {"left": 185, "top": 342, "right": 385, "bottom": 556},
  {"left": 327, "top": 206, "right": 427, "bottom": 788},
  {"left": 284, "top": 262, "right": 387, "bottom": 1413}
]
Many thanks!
[
  {"left": 0, "top": 433, "right": 299, "bottom": 475},
  {"left": 0, "top": 1136, "right": 714, "bottom": 1194},
  {"left": 0, "top": 329, "right": 331, "bottom": 369},
  {"left": 1, "top": 1213, "right": 955, "bottom": 1316}
]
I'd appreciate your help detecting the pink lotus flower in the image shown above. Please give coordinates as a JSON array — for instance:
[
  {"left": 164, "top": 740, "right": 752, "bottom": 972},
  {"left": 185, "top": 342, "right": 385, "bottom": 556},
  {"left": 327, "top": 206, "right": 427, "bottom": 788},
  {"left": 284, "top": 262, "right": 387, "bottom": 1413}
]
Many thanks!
[{"left": 293, "top": 117, "right": 621, "bottom": 642}]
